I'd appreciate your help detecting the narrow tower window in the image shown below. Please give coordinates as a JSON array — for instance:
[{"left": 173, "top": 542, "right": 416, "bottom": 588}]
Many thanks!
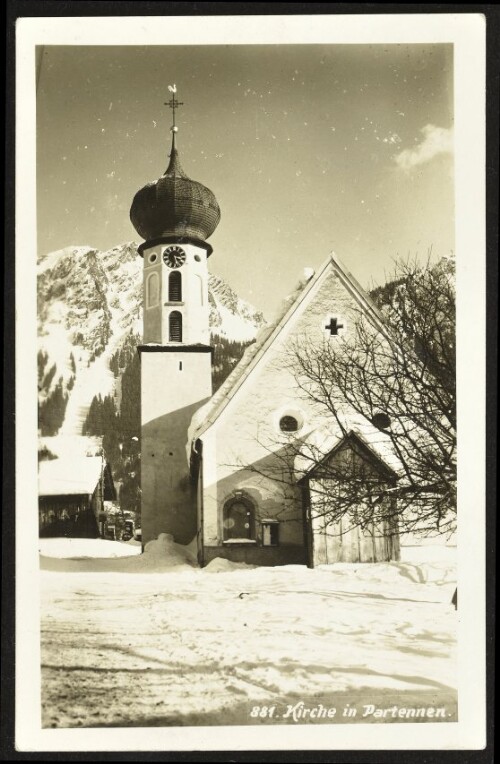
[
  {"left": 169, "top": 311, "right": 183, "bottom": 342},
  {"left": 146, "top": 272, "right": 159, "bottom": 308},
  {"left": 169, "top": 271, "right": 182, "bottom": 302}
]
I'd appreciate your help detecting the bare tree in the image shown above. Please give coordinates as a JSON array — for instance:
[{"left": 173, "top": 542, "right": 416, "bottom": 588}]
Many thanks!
[
  {"left": 289, "top": 256, "right": 456, "bottom": 537},
  {"left": 228, "top": 257, "right": 456, "bottom": 541}
]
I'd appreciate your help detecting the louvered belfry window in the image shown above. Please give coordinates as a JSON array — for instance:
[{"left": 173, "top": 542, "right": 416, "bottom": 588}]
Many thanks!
[
  {"left": 169, "top": 271, "right": 182, "bottom": 302},
  {"left": 169, "top": 311, "right": 183, "bottom": 342}
]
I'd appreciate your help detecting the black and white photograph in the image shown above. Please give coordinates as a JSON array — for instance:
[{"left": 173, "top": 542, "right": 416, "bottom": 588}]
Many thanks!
[{"left": 14, "top": 11, "right": 487, "bottom": 753}]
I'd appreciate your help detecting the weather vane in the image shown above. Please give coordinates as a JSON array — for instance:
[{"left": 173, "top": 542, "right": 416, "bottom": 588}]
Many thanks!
[{"left": 165, "top": 84, "right": 184, "bottom": 134}]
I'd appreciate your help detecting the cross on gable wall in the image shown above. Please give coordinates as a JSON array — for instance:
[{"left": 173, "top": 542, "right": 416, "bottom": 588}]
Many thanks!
[{"left": 325, "top": 317, "right": 344, "bottom": 335}]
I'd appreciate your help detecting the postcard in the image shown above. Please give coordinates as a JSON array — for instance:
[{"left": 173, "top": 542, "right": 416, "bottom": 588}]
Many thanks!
[{"left": 14, "top": 11, "right": 486, "bottom": 753}]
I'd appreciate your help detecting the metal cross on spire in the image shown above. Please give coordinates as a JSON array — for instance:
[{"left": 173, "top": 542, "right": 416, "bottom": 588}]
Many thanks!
[{"left": 164, "top": 85, "right": 184, "bottom": 133}]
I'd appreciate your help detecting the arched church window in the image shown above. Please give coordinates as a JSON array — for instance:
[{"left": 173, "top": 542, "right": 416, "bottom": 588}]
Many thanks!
[
  {"left": 169, "top": 311, "right": 183, "bottom": 342},
  {"left": 223, "top": 497, "right": 255, "bottom": 541},
  {"left": 146, "top": 272, "right": 159, "bottom": 308},
  {"left": 279, "top": 415, "right": 299, "bottom": 432},
  {"left": 169, "top": 271, "right": 182, "bottom": 302}
]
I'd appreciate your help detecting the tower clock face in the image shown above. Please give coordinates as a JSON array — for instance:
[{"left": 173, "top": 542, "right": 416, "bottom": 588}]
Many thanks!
[{"left": 163, "top": 245, "right": 186, "bottom": 269}]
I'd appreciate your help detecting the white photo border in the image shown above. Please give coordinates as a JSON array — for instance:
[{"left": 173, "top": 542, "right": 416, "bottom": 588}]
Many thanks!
[{"left": 15, "top": 12, "right": 486, "bottom": 752}]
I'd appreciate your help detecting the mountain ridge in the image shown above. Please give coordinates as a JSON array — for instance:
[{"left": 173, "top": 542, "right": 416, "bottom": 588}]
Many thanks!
[{"left": 38, "top": 241, "right": 266, "bottom": 436}]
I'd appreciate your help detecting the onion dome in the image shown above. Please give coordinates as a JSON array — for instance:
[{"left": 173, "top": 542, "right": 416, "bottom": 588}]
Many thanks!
[{"left": 130, "top": 130, "right": 221, "bottom": 250}]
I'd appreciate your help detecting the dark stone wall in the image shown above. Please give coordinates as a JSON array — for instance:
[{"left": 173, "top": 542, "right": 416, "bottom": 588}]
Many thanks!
[{"left": 202, "top": 544, "right": 307, "bottom": 567}]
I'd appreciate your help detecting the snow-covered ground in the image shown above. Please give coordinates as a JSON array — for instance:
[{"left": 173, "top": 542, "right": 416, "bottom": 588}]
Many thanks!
[
  {"left": 40, "top": 536, "right": 457, "bottom": 728},
  {"left": 39, "top": 537, "right": 142, "bottom": 559}
]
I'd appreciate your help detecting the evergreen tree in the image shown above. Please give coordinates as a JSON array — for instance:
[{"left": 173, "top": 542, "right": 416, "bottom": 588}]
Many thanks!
[
  {"left": 119, "top": 353, "right": 140, "bottom": 437},
  {"left": 211, "top": 334, "right": 253, "bottom": 392},
  {"left": 37, "top": 350, "right": 49, "bottom": 388},
  {"left": 38, "top": 378, "right": 69, "bottom": 435},
  {"left": 42, "top": 363, "right": 57, "bottom": 392}
]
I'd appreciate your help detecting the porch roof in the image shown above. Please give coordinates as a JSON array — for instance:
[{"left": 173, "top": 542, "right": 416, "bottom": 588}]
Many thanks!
[{"left": 294, "top": 415, "right": 402, "bottom": 483}]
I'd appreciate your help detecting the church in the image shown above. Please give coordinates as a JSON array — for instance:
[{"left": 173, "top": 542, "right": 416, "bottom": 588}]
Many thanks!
[{"left": 129, "top": 92, "right": 401, "bottom": 567}]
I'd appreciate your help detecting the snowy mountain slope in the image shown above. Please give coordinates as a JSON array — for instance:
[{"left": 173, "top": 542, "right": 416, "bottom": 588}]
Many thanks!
[
  {"left": 58, "top": 339, "right": 120, "bottom": 435},
  {"left": 37, "top": 242, "right": 266, "bottom": 434},
  {"left": 208, "top": 274, "right": 265, "bottom": 342}
]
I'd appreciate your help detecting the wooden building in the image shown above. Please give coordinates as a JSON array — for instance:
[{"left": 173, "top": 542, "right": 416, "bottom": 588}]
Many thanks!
[{"left": 38, "top": 456, "right": 116, "bottom": 538}]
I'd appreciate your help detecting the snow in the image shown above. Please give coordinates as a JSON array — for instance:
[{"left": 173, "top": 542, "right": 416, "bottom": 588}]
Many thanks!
[
  {"left": 38, "top": 456, "right": 104, "bottom": 496},
  {"left": 37, "top": 246, "right": 96, "bottom": 275},
  {"left": 40, "top": 536, "right": 457, "bottom": 728},
  {"left": 204, "top": 557, "right": 255, "bottom": 572},
  {"left": 223, "top": 538, "right": 258, "bottom": 544},
  {"left": 40, "top": 534, "right": 194, "bottom": 573},
  {"left": 39, "top": 435, "right": 103, "bottom": 459},
  {"left": 400, "top": 544, "right": 456, "bottom": 565},
  {"left": 210, "top": 299, "right": 262, "bottom": 342},
  {"left": 59, "top": 345, "right": 118, "bottom": 435},
  {"left": 39, "top": 537, "right": 142, "bottom": 559}
]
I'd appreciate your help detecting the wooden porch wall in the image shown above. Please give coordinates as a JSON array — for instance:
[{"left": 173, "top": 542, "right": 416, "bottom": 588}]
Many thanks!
[
  {"left": 307, "top": 445, "right": 401, "bottom": 564},
  {"left": 311, "top": 513, "right": 399, "bottom": 564}
]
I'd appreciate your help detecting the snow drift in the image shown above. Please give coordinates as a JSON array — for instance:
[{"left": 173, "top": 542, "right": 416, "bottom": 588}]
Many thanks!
[{"left": 40, "top": 533, "right": 196, "bottom": 573}]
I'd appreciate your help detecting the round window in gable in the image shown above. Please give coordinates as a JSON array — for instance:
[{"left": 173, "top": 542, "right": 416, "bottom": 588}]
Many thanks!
[
  {"left": 279, "top": 415, "right": 299, "bottom": 433},
  {"left": 148, "top": 253, "right": 158, "bottom": 264},
  {"left": 372, "top": 412, "right": 391, "bottom": 430}
]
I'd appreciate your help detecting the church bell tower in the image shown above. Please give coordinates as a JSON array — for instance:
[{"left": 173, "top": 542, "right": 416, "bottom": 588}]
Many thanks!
[{"left": 130, "top": 89, "right": 221, "bottom": 546}]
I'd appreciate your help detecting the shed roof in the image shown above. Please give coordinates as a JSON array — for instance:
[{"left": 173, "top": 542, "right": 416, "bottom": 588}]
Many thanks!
[
  {"left": 293, "top": 417, "right": 403, "bottom": 483},
  {"left": 38, "top": 456, "right": 105, "bottom": 497}
]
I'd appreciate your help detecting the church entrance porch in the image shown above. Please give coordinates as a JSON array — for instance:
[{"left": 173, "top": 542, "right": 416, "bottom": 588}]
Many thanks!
[
  {"left": 299, "top": 433, "right": 401, "bottom": 567},
  {"left": 198, "top": 478, "right": 308, "bottom": 567}
]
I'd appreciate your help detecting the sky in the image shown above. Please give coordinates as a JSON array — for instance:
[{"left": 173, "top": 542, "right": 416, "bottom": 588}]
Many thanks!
[{"left": 36, "top": 44, "right": 454, "bottom": 317}]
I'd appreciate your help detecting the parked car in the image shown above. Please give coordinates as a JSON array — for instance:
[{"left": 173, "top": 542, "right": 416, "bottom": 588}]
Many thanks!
[
  {"left": 123, "top": 519, "right": 135, "bottom": 535},
  {"left": 121, "top": 532, "right": 132, "bottom": 542}
]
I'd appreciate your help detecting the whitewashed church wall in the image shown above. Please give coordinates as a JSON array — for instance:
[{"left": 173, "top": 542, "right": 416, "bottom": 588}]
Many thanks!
[{"left": 202, "top": 266, "right": 375, "bottom": 548}]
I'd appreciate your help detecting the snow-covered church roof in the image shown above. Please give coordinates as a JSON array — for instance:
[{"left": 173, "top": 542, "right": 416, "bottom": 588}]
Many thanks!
[{"left": 189, "top": 251, "right": 389, "bottom": 446}]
